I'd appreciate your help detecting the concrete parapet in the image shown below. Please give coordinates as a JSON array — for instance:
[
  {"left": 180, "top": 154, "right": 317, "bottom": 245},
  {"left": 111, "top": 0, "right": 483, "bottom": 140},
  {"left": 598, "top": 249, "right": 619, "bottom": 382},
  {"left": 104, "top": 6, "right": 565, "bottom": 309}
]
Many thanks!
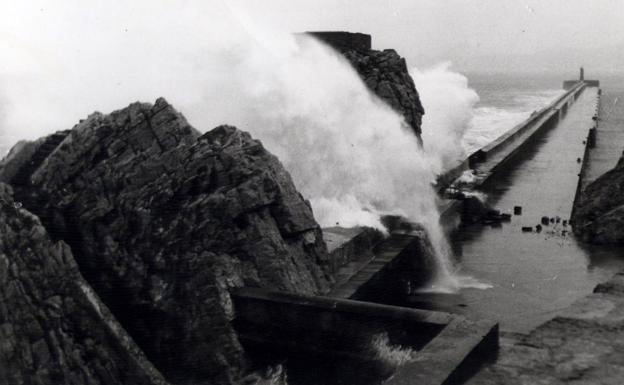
[
  {"left": 565, "top": 80, "right": 600, "bottom": 90},
  {"left": 572, "top": 88, "right": 601, "bottom": 219},
  {"left": 232, "top": 288, "right": 499, "bottom": 385},
  {"left": 478, "top": 82, "right": 583, "bottom": 164},
  {"left": 443, "top": 81, "right": 587, "bottom": 190},
  {"left": 438, "top": 82, "right": 585, "bottom": 192},
  {"left": 232, "top": 288, "right": 449, "bottom": 359}
]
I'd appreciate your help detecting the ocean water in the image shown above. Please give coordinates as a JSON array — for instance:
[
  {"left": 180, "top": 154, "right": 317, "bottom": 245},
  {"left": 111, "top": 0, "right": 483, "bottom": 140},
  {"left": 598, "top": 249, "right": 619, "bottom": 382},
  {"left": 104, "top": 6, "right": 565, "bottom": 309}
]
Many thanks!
[{"left": 462, "top": 72, "right": 565, "bottom": 154}]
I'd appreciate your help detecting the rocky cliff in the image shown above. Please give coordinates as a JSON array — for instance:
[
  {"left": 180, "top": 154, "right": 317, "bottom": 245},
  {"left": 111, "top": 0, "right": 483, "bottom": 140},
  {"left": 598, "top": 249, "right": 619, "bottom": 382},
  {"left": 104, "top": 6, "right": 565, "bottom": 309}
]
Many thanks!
[
  {"left": 0, "top": 99, "right": 332, "bottom": 384},
  {"left": 0, "top": 183, "right": 169, "bottom": 385},
  {"left": 573, "top": 156, "right": 624, "bottom": 243},
  {"left": 305, "top": 31, "right": 425, "bottom": 141}
]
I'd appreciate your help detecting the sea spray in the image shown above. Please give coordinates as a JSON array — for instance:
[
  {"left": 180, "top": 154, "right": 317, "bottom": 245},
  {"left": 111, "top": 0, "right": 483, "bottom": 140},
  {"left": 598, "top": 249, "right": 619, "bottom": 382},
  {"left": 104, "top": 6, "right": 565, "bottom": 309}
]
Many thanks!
[
  {"left": 369, "top": 332, "right": 416, "bottom": 368},
  {"left": 0, "top": 1, "right": 487, "bottom": 292},
  {"left": 409, "top": 63, "right": 493, "bottom": 291},
  {"left": 464, "top": 88, "right": 563, "bottom": 154},
  {"left": 410, "top": 63, "right": 480, "bottom": 173}
]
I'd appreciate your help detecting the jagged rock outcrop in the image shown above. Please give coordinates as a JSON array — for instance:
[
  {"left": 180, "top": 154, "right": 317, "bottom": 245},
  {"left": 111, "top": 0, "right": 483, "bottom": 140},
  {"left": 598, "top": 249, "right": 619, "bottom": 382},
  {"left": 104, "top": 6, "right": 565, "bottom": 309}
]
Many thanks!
[
  {"left": 573, "top": 156, "right": 624, "bottom": 243},
  {"left": 305, "top": 31, "right": 425, "bottom": 140},
  {"left": 341, "top": 49, "right": 425, "bottom": 139},
  {"left": 0, "top": 183, "right": 169, "bottom": 385},
  {"left": 0, "top": 98, "right": 332, "bottom": 384}
]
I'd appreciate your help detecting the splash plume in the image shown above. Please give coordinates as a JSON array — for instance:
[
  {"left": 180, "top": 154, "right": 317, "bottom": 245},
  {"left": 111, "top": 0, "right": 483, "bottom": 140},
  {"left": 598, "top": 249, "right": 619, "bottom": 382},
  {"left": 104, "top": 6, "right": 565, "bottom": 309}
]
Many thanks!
[{"left": 0, "top": 0, "right": 488, "bottom": 292}]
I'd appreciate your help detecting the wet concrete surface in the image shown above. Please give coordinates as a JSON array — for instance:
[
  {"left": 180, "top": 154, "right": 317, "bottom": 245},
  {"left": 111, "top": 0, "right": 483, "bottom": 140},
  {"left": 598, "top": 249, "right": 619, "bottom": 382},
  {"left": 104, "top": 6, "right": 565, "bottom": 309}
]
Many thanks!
[{"left": 414, "top": 88, "right": 624, "bottom": 333}]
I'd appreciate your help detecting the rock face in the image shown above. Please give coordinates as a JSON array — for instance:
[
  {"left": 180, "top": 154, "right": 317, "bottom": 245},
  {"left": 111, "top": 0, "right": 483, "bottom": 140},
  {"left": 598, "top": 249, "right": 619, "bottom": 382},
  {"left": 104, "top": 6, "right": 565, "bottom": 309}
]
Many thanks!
[
  {"left": 0, "top": 99, "right": 332, "bottom": 383},
  {"left": 573, "top": 157, "right": 624, "bottom": 243},
  {"left": 305, "top": 31, "right": 425, "bottom": 140},
  {"left": 0, "top": 183, "right": 169, "bottom": 385}
]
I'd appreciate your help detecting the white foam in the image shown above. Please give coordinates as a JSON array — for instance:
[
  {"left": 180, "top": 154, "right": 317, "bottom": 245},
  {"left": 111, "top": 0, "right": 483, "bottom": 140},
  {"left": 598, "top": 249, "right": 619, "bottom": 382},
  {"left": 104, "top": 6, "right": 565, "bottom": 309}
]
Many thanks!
[
  {"left": 463, "top": 89, "right": 564, "bottom": 153},
  {"left": 417, "top": 273, "right": 494, "bottom": 294}
]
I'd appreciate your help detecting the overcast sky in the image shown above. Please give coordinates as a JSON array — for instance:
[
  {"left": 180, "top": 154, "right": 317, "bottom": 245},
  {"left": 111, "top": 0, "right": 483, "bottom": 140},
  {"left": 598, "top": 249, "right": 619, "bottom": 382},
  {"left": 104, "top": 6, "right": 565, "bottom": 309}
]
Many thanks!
[
  {"left": 2, "top": 0, "right": 624, "bottom": 74},
  {"left": 1, "top": 0, "right": 623, "bottom": 152},
  {"left": 232, "top": 0, "right": 624, "bottom": 74}
]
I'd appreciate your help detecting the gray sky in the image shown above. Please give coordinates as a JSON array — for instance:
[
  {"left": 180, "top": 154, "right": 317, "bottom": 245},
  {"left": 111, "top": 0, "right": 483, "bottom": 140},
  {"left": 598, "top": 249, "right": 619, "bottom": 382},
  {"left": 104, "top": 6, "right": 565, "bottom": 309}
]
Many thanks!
[
  {"left": 1, "top": 0, "right": 623, "bottom": 145},
  {"left": 233, "top": 0, "right": 624, "bottom": 74},
  {"left": 2, "top": 0, "right": 623, "bottom": 74}
]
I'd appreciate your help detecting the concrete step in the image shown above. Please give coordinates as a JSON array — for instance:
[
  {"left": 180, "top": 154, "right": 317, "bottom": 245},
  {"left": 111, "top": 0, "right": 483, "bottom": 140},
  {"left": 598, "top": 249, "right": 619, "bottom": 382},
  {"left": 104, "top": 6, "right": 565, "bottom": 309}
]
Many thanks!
[{"left": 384, "top": 316, "right": 499, "bottom": 385}]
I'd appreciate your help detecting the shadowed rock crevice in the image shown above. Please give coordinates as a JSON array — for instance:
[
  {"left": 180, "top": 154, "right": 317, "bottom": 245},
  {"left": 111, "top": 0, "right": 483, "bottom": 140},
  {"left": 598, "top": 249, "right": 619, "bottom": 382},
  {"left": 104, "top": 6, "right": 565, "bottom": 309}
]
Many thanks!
[
  {"left": 0, "top": 184, "right": 169, "bottom": 385},
  {"left": 0, "top": 99, "right": 333, "bottom": 384}
]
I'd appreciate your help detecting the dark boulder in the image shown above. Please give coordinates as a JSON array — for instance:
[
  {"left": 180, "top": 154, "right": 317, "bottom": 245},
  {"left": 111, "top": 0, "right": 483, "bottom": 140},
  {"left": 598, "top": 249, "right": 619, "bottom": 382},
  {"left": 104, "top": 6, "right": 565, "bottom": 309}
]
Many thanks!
[
  {"left": 0, "top": 183, "right": 169, "bottom": 385},
  {"left": 1, "top": 98, "right": 332, "bottom": 383},
  {"left": 342, "top": 48, "right": 425, "bottom": 140}
]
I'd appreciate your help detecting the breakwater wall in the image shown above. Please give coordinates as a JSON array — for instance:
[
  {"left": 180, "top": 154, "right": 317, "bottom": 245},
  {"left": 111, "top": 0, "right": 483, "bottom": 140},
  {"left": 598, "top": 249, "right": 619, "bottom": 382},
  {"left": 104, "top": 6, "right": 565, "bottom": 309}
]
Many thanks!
[
  {"left": 438, "top": 81, "right": 587, "bottom": 191},
  {"left": 232, "top": 288, "right": 450, "bottom": 357},
  {"left": 469, "top": 82, "right": 586, "bottom": 180},
  {"left": 232, "top": 288, "right": 498, "bottom": 385},
  {"left": 571, "top": 89, "right": 601, "bottom": 219}
]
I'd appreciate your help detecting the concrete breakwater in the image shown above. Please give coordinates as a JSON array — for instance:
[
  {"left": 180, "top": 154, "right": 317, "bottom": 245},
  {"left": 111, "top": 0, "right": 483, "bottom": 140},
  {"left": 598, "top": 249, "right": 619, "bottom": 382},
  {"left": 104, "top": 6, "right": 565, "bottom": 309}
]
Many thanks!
[
  {"left": 232, "top": 288, "right": 498, "bottom": 385},
  {"left": 235, "top": 79, "right": 601, "bottom": 385},
  {"left": 447, "top": 85, "right": 621, "bottom": 333},
  {"left": 276, "top": 76, "right": 620, "bottom": 384},
  {"left": 321, "top": 80, "right": 593, "bottom": 306},
  {"left": 438, "top": 80, "right": 587, "bottom": 192},
  {"left": 464, "top": 76, "right": 624, "bottom": 385}
]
